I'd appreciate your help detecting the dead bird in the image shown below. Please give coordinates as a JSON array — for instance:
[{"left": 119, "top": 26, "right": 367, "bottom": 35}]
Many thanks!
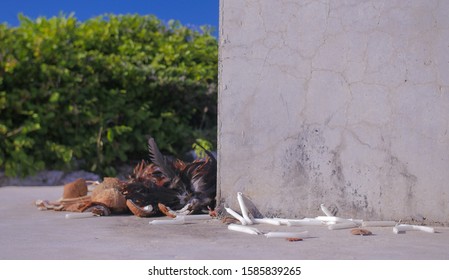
[{"left": 120, "top": 137, "right": 217, "bottom": 216}]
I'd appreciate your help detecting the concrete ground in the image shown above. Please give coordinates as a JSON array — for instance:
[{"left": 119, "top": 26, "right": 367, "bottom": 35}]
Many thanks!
[{"left": 1, "top": 186, "right": 448, "bottom": 260}]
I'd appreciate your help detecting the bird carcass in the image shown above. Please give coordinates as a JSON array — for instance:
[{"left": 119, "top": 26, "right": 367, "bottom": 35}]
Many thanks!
[{"left": 120, "top": 137, "right": 217, "bottom": 217}]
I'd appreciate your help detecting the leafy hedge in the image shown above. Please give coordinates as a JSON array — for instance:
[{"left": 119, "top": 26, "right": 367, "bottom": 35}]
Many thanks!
[{"left": 0, "top": 14, "right": 217, "bottom": 177}]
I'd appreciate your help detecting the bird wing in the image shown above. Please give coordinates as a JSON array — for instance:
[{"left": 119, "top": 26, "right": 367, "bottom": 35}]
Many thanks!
[{"left": 147, "top": 137, "right": 176, "bottom": 179}]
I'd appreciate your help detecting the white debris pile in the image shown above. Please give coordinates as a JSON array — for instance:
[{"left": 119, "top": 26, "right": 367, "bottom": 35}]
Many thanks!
[
  {"left": 145, "top": 192, "right": 436, "bottom": 239},
  {"left": 223, "top": 193, "right": 436, "bottom": 237}
]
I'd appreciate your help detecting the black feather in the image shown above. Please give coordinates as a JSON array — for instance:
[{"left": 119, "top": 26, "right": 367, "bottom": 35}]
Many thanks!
[{"left": 147, "top": 137, "right": 176, "bottom": 179}]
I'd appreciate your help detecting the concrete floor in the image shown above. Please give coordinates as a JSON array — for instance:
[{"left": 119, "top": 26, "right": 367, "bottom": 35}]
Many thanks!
[{"left": 1, "top": 186, "right": 448, "bottom": 260}]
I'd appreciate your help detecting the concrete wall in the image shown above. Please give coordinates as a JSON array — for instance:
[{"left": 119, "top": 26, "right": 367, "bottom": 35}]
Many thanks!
[{"left": 218, "top": 0, "right": 449, "bottom": 224}]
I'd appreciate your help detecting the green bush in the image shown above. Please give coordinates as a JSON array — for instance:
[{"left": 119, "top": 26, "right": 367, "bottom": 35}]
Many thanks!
[{"left": 0, "top": 14, "right": 217, "bottom": 177}]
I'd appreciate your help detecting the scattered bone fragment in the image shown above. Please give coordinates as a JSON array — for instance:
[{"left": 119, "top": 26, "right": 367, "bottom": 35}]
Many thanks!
[
  {"left": 265, "top": 231, "right": 309, "bottom": 239},
  {"left": 315, "top": 216, "right": 363, "bottom": 226},
  {"left": 253, "top": 218, "right": 282, "bottom": 226},
  {"left": 286, "top": 219, "right": 324, "bottom": 226},
  {"left": 174, "top": 203, "right": 194, "bottom": 216},
  {"left": 320, "top": 204, "right": 334, "bottom": 217},
  {"left": 274, "top": 218, "right": 322, "bottom": 226},
  {"left": 362, "top": 221, "right": 397, "bottom": 227},
  {"left": 227, "top": 224, "right": 262, "bottom": 235},
  {"left": 237, "top": 192, "right": 254, "bottom": 224},
  {"left": 393, "top": 224, "right": 435, "bottom": 234},
  {"left": 180, "top": 214, "right": 212, "bottom": 221},
  {"left": 273, "top": 218, "right": 290, "bottom": 225},
  {"left": 328, "top": 222, "right": 358, "bottom": 230},
  {"left": 149, "top": 216, "right": 186, "bottom": 225},
  {"left": 225, "top": 207, "right": 247, "bottom": 225},
  {"left": 65, "top": 212, "right": 98, "bottom": 219},
  {"left": 350, "top": 228, "right": 372, "bottom": 236}
]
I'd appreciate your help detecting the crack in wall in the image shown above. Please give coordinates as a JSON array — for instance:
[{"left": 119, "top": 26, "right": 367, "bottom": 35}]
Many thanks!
[{"left": 219, "top": 0, "right": 449, "bottom": 223}]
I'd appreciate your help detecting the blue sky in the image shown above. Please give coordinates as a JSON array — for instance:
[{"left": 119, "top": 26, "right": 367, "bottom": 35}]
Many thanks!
[{"left": 0, "top": 0, "right": 219, "bottom": 35}]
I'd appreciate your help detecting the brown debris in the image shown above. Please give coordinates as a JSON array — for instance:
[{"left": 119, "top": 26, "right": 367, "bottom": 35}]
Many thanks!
[
  {"left": 81, "top": 202, "right": 111, "bottom": 216},
  {"left": 221, "top": 216, "right": 240, "bottom": 224},
  {"left": 158, "top": 203, "right": 177, "bottom": 218},
  {"left": 208, "top": 206, "right": 218, "bottom": 218},
  {"left": 126, "top": 199, "right": 155, "bottom": 217},
  {"left": 36, "top": 194, "right": 92, "bottom": 212},
  {"left": 35, "top": 200, "right": 64, "bottom": 211},
  {"left": 59, "top": 196, "right": 91, "bottom": 212},
  {"left": 91, "top": 177, "right": 128, "bottom": 214},
  {"left": 62, "top": 178, "right": 88, "bottom": 199},
  {"left": 350, "top": 228, "right": 372, "bottom": 236},
  {"left": 286, "top": 238, "right": 303, "bottom": 242}
]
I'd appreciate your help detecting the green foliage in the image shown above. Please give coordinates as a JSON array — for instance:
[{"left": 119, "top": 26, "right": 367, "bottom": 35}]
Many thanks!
[
  {"left": 193, "top": 138, "right": 214, "bottom": 159},
  {"left": 0, "top": 14, "right": 217, "bottom": 177}
]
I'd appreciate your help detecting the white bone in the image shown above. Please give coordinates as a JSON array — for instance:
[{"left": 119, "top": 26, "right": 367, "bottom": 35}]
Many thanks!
[
  {"left": 175, "top": 204, "right": 193, "bottom": 215},
  {"left": 225, "top": 207, "right": 247, "bottom": 225},
  {"left": 362, "top": 221, "right": 397, "bottom": 227},
  {"left": 228, "top": 224, "right": 262, "bottom": 235},
  {"left": 264, "top": 231, "right": 309, "bottom": 239},
  {"left": 315, "top": 216, "right": 362, "bottom": 225},
  {"left": 320, "top": 204, "right": 334, "bottom": 216},
  {"left": 65, "top": 212, "right": 97, "bottom": 219},
  {"left": 327, "top": 222, "right": 358, "bottom": 230},
  {"left": 180, "top": 214, "right": 212, "bottom": 221},
  {"left": 286, "top": 219, "right": 324, "bottom": 226},
  {"left": 237, "top": 192, "right": 253, "bottom": 224},
  {"left": 253, "top": 218, "right": 282, "bottom": 226},
  {"left": 149, "top": 216, "right": 185, "bottom": 225},
  {"left": 393, "top": 224, "right": 435, "bottom": 234}
]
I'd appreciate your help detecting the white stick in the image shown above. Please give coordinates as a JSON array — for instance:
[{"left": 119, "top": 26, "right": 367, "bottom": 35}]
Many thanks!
[
  {"left": 362, "top": 221, "right": 397, "bottom": 227},
  {"left": 180, "top": 214, "right": 212, "bottom": 221},
  {"left": 315, "top": 216, "right": 362, "bottom": 225},
  {"left": 253, "top": 218, "right": 282, "bottom": 226},
  {"left": 412, "top": 225, "right": 435, "bottom": 233},
  {"left": 65, "top": 212, "right": 97, "bottom": 219},
  {"left": 149, "top": 216, "right": 185, "bottom": 225},
  {"left": 315, "top": 216, "right": 346, "bottom": 222},
  {"left": 347, "top": 219, "right": 364, "bottom": 226},
  {"left": 320, "top": 204, "right": 334, "bottom": 216},
  {"left": 328, "top": 222, "right": 358, "bottom": 230},
  {"left": 274, "top": 218, "right": 317, "bottom": 225},
  {"left": 393, "top": 224, "right": 435, "bottom": 234},
  {"left": 237, "top": 192, "right": 253, "bottom": 225},
  {"left": 228, "top": 224, "right": 262, "bottom": 235},
  {"left": 225, "top": 207, "right": 247, "bottom": 225},
  {"left": 264, "top": 231, "right": 309, "bottom": 239},
  {"left": 272, "top": 218, "right": 290, "bottom": 225},
  {"left": 286, "top": 219, "right": 324, "bottom": 226}
]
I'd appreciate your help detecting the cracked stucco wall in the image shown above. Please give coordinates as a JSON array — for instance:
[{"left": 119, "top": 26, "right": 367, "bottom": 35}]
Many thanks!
[{"left": 218, "top": 0, "right": 449, "bottom": 224}]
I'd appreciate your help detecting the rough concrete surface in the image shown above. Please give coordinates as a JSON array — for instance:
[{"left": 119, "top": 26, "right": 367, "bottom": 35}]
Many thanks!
[
  {"left": 218, "top": 0, "right": 449, "bottom": 223},
  {"left": 1, "top": 186, "right": 448, "bottom": 260}
]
